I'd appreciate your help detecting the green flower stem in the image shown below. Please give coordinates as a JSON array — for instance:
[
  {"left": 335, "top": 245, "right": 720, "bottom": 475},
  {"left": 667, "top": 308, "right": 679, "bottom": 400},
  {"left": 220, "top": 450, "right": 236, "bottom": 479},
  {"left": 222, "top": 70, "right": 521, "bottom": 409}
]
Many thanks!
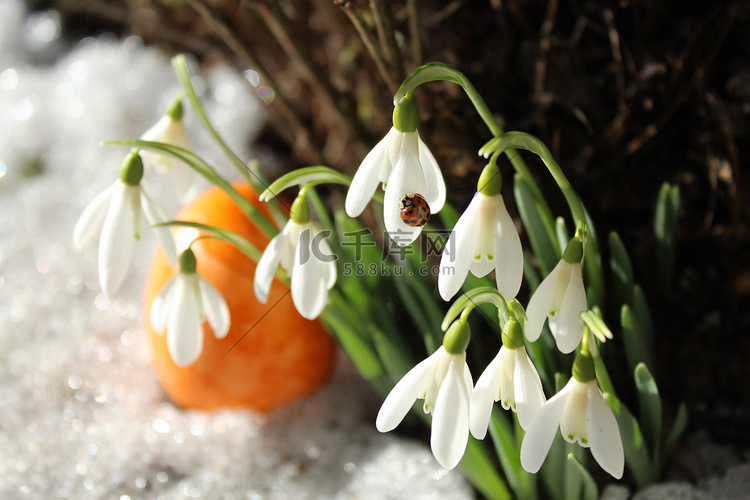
[
  {"left": 104, "top": 139, "right": 279, "bottom": 239},
  {"left": 394, "top": 63, "right": 549, "bottom": 223},
  {"left": 480, "top": 132, "right": 604, "bottom": 300},
  {"left": 172, "top": 55, "right": 255, "bottom": 185}
]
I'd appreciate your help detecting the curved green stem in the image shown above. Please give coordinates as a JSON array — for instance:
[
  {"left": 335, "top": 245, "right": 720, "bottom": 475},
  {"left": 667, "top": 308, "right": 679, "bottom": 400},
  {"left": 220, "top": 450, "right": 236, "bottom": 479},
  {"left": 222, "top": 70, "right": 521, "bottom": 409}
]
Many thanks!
[
  {"left": 481, "top": 132, "right": 604, "bottom": 300},
  {"left": 172, "top": 55, "right": 255, "bottom": 185}
]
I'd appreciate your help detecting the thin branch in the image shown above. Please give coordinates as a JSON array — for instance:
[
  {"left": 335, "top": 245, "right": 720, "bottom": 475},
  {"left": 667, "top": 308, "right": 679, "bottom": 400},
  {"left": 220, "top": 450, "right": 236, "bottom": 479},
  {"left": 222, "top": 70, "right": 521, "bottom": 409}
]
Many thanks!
[
  {"left": 369, "top": 0, "right": 404, "bottom": 81},
  {"left": 406, "top": 0, "right": 423, "bottom": 66},
  {"left": 246, "top": 1, "right": 365, "bottom": 146},
  {"left": 336, "top": 1, "right": 399, "bottom": 94},
  {"left": 186, "top": 0, "right": 324, "bottom": 163}
]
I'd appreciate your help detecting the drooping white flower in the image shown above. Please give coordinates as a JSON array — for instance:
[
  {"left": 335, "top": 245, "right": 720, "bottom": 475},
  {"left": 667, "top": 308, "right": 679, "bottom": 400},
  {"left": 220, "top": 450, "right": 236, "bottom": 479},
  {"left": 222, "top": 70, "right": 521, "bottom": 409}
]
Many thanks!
[
  {"left": 377, "top": 346, "right": 472, "bottom": 470},
  {"left": 140, "top": 99, "right": 200, "bottom": 201},
  {"left": 253, "top": 200, "right": 336, "bottom": 320},
  {"left": 520, "top": 373, "right": 624, "bottom": 479},
  {"left": 73, "top": 150, "right": 177, "bottom": 297},
  {"left": 438, "top": 191, "right": 523, "bottom": 301},
  {"left": 470, "top": 320, "right": 545, "bottom": 437},
  {"left": 150, "top": 248, "right": 230, "bottom": 367},
  {"left": 345, "top": 97, "right": 446, "bottom": 247},
  {"left": 525, "top": 238, "right": 587, "bottom": 353}
]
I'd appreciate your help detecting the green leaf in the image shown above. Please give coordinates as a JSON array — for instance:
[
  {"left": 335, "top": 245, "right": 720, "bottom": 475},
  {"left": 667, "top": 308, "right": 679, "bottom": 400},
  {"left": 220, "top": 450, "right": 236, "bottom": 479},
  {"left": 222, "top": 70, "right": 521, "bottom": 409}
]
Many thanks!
[
  {"left": 566, "top": 453, "right": 598, "bottom": 500},
  {"left": 604, "top": 392, "right": 656, "bottom": 488},
  {"left": 371, "top": 324, "right": 417, "bottom": 383},
  {"left": 555, "top": 216, "right": 570, "bottom": 254},
  {"left": 488, "top": 409, "right": 537, "bottom": 500},
  {"left": 321, "top": 306, "right": 383, "bottom": 380},
  {"left": 634, "top": 363, "right": 662, "bottom": 460},
  {"left": 609, "top": 231, "right": 634, "bottom": 307},
  {"left": 259, "top": 166, "right": 352, "bottom": 201},
  {"left": 621, "top": 304, "right": 654, "bottom": 374},
  {"left": 654, "top": 182, "right": 681, "bottom": 294},
  {"left": 459, "top": 437, "right": 512, "bottom": 500},
  {"left": 632, "top": 284, "right": 655, "bottom": 353},
  {"left": 514, "top": 173, "right": 560, "bottom": 276},
  {"left": 664, "top": 402, "right": 688, "bottom": 454}
]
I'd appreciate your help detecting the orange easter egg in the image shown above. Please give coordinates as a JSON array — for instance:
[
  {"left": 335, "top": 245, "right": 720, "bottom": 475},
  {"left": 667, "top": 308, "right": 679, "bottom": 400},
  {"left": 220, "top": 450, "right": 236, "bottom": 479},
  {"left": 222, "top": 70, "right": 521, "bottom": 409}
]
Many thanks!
[{"left": 143, "top": 184, "right": 336, "bottom": 411}]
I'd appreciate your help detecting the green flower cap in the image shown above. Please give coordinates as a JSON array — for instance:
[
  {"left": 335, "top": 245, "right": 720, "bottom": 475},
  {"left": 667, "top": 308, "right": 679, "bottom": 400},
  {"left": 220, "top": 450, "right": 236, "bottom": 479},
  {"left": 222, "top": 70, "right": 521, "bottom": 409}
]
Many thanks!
[
  {"left": 180, "top": 247, "right": 197, "bottom": 274},
  {"left": 443, "top": 318, "right": 471, "bottom": 354},
  {"left": 119, "top": 149, "right": 144, "bottom": 186},
  {"left": 477, "top": 162, "right": 503, "bottom": 196},
  {"left": 562, "top": 237, "right": 584, "bottom": 264},
  {"left": 572, "top": 349, "right": 596, "bottom": 382},
  {"left": 392, "top": 96, "right": 419, "bottom": 133},
  {"left": 290, "top": 191, "right": 311, "bottom": 224},
  {"left": 166, "top": 97, "right": 184, "bottom": 121},
  {"left": 501, "top": 318, "right": 524, "bottom": 349}
]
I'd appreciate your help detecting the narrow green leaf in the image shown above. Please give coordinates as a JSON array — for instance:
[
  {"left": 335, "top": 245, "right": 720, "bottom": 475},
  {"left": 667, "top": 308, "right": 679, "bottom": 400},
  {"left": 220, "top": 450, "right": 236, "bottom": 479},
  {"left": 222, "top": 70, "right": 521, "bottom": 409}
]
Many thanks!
[
  {"left": 634, "top": 363, "right": 662, "bottom": 459},
  {"left": 459, "top": 437, "right": 513, "bottom": 500},
  {"left": 654, "top": 183, "right": 681, "bottom": 294},
  {"left": 621, "top": 304, "right": 654, "bottom": 374},
  {"left": 664, "top": 402, "right": 688, "bottom": 454},
  {"left": 488, "top": 409, "right": 538, "bottom": 500},
  {"left": 514, "top": 173, "right": 560, "bottom": 276},
  {"left": 555, "top": 216, "right": 570, "bottom": 254},
  {"left": 392, "top": 275, "right": 439, "bottom": 352},
  {"left": 609, "top": 231, "right": 634, "bottom": 307},
  {"left": 371, "top": 324, "right": 417, "bottom": 383},
  {"left": 321, "top": 307, "right": 382, "bottom": 380},
  {"left": 604, "top": 392, "right": 656, "bottom": 488},
  {"left": 566, "top": 453, "right": 598, "bottom": 500},
  {"left": 632, "top": 284, "right": 655, "bottom": 353},
  {"left": 259, "top": 166, "right": 352, "bottom": 201}
]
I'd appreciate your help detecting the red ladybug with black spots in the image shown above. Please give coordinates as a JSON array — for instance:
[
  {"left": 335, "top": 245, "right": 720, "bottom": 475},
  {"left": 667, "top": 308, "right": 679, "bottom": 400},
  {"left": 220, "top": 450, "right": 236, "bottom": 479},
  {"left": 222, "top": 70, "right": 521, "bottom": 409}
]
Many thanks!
[{"left": 398, "top": 193, "right": 431, "bottom": 227}]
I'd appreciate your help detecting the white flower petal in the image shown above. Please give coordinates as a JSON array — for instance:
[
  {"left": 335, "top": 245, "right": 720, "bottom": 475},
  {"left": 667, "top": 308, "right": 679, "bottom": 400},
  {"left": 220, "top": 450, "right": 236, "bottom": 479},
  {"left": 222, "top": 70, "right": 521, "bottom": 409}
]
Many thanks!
[
  {"left": 291, "top": 226, "right": 329, "bottom": 320},
  {"left": 494, "top": 195, "right": 524, "bottom": 299},
  {"left": 431, "top": 354, "right": 471, "bottom": 470},
  {"left": 383, "top": 133, "right": 426, "bottom": 246},
  {"left": 376, "top": 351, "right": 439, "bottom": 433},
  {"left": 559, "top": 379, "right": 589, "bottom": 445},
  {"left": 199, "top": 276, "right": 231, "bottom": 339},
  {"left": 520, "top": 381, "right": 573, "bottom": 474},
  {"left": 513, "top": 347, "right": 546, "bottom": 431},
  {"left": 140, "top": 190, "right": 177, "bottom": 264},
  {"left": 524, "top": 261, "right": 563, "bottom": 342},
  {"left": 317, "top": 234, "right": 338, "bottom": 289},
  {"left": 72, "top": 183, "right": 117, "bottom": 251},
  {"left": 417, "top": 132, "right": 446, "bottom": 212},
  {"left": 553, "top": 263, "right": 587, "bottom": 353},
  {"left": 346, "top": 130, "right": 393, "bottom": 217},
  {"left": 150, "top": 277, "right": 176, "bottom": 333},
  {"left": 254, "top": 232, "right": 286, "bottom": 304},
  {"left": 586, "top": 384, "right": 624, "bottom": 479},
  {"left": 98, "top": 184, "right": 137, "bottom": 296},
  {"left": 438, "top": 195, "right": 481, "bottom": 300},
  {"left": 167, "top": 274, "right": 204, "bottom": 367},
  {"left": 470, "top": 352, "right": 503, "bottom": 440}
]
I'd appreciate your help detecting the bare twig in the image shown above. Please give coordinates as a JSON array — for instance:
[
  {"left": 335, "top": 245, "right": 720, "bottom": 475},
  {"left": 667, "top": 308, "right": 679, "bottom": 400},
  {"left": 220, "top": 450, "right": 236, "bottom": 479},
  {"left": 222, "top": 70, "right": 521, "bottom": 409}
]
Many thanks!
[
  {"left": 246, "top": 0, "right": 365, "bottom": 150},
  {"left": 406, "top": 0, "right": 423, "bottom": 66},
  {"left": 533, "top": 0, "right": 558, "bottom": 98},
  {"left": 336, "top": 1, "right": 399, "bottom": 94},
  {"left": 186, "top": 0, "right": 324, "bottom": 163},
  {"left": 369, "top": 0, "right": 404, "bottom": 81}
]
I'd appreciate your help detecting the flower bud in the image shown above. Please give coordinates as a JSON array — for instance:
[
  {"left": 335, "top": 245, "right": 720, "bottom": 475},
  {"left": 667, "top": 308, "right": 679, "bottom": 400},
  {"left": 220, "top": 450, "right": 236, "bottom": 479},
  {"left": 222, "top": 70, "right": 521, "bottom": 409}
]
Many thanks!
[{"left": 119, "top": 149, "right": 144, "bottom": 186}]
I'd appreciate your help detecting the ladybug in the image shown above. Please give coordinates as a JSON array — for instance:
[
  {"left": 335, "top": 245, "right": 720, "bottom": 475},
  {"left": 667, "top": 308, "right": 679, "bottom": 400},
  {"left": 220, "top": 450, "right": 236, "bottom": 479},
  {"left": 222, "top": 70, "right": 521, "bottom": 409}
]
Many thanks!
[{"left": 398, "top": 193, "right": 431, "bottom": 227}]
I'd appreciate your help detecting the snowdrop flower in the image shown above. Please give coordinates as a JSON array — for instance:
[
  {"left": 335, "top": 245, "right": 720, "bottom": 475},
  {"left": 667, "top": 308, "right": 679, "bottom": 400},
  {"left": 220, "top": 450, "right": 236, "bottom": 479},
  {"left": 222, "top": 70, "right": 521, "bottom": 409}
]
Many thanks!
[
  {"left": 254, "top": 192, "right": 336, "bottom": 320},
  {"left": 140, "top": 98, "right": 200, "bottom": 201},
  {"left": 73, "top": 149, "right": 177, "bottom": 296},
  {"left": 520, "top": 349, "right": 624, "bottom": 479},
  {"left": 438, "top": 163, "right": 523, "bottom": 301},
  {"left": 150, "top": 247, "right": 230, "bottom": 367},
  {"left": 470, "top": 319, "right": 545, "bottom": 438},
  {"left": 345, "top": 96, "right": 446, "bottom": 246},
  {"left": 376, "top": 319, "right": 473, "bottom": 470},
  {"left": 525, "top": 236, "right": 587, "bottom": 353}
]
